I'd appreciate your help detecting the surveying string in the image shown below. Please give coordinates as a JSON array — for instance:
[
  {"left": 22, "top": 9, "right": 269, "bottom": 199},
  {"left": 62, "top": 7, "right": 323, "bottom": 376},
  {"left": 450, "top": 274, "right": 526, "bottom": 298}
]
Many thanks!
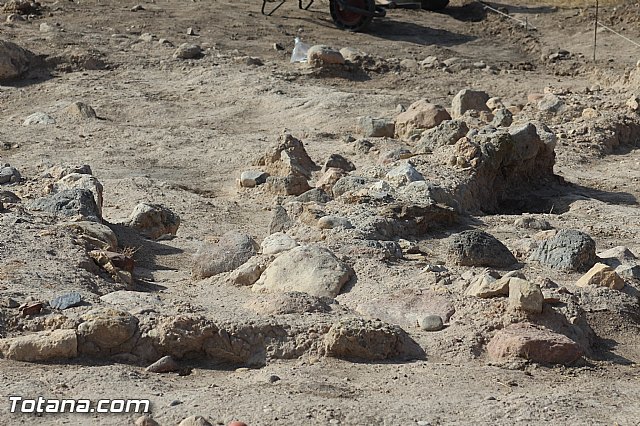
[
  {"left": 475, "top": 1, "right": 536, "bottom": 31},
  {"left": 597, "top": 22, "right": 640, "bottom": 49}
]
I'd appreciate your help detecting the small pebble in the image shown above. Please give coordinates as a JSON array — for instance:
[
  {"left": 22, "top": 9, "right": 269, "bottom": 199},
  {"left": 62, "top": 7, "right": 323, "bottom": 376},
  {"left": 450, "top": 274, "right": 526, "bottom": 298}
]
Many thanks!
[
  {"left": 418, "top": 315, "right": 444, "bottom": 331},
  {"left": 267, "top": 375, "right": 280, "bottom": 383}
]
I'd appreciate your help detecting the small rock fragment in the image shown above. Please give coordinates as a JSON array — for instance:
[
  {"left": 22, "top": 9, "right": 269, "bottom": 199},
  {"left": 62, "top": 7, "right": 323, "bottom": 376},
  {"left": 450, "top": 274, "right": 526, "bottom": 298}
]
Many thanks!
[
  {"left": 135, "top": 416, "right": 159, "bottom": 426},
  {"left": 63, "top": 102, "right": 97, "bottom": 119},
  {"left": 307, "top": 45, "right": 345, "bottom": 67},
  {"left": 317, "top": 215, "right": 352, "bottom": 230},
  {"left": 173, "top": 43, "right": 202, "bottom": 59},
  {"left": 240, "top": 170, "right": 269, "bottom": 188},
  {"left": 324, "top": 153, "right": 355, "bottom": 172},
  {"left": 508, "top": 278, "right": 543, "bottom": 313},
  {"left": 576, "top": 263, "right": 625, "bottom": 290},
  {"left": 178, "top": 416, "right": 213, "bottom": 426},
  {"left": 357, "top": 116, "right": 395, "bottom": 138},
  {"left": 146, "top": 355, "right": 180, "bottom": 373}
]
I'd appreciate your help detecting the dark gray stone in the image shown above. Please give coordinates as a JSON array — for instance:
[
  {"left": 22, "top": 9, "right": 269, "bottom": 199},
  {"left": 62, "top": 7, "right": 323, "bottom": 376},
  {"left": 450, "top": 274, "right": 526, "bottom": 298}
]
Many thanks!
[
  {"left": 529, "top": 229, "right": 597, "bottom": 272},
  {"left": 0, "top": 165, "right": 21, "bottom": 184},
  {"left": 50, "top": 292, "right": 83, "bottom": 310},
  {"left": 268, "top": 205, "right": 292, "bottom": 234},
  {"left": 447, "top": 230, "right": 516, "bottom": 268},
  {"left": 491, "top": 108, "right": 513, "bottom": 127},
  {"left": 324, "top": 154, "right": 356, "bottom": 172},
  {"left": 29, "top": 189, "right": 101, "bottom": 221},
  {"left": 0, "top": 190, "right": 20, "bottom": 204},
  {"left": 295, "top": 188, "right": 331, "bottom": 203}
]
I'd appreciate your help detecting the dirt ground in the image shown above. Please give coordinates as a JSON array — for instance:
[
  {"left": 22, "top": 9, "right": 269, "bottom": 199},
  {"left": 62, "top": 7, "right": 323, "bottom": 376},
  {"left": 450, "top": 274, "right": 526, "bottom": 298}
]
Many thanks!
[{"left": 1, "top": 0, "right": 640, "bottom": 424}]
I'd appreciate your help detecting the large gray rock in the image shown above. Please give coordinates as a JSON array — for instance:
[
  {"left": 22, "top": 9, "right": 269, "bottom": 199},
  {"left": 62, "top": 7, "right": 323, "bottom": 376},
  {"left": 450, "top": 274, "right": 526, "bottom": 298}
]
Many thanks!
[
  {"left": 332, "top": 175, "right": 371, "bottom": 197},
  {"left": 260, "top": 232, "right": 298, "bottom": 255},
  {"left": 0, "top": 329, "right": 77, "bottom": 361},
  {"left": 192, "top": 231, "right": 259, "bottom": 279},
  {"left": 22, "top": 112, "right": 56, "bottom": 125},
  {"left": 0, "top": 39, "right": 33, "bottom": 81},
  {"left": 0, "top": 165, "right": 21, "bottom": 184},
  {"left": 126, "top": 203, "right": 180, "bottom": 239},
  {"left": 597, "top": 246, "right": 637, "bottom": 269},
  {"left": 252, "top": 245, "right": 353, "bottom": 298},
  {"left": 491, "top": 108, "right": 513, "bottom": 127},
  {"left": 417, "top": 119, "right": 469, "bottom": 152},
  {"left": 265, "top": 175, "right": 311, "bottom": 196},
  {"left": 29, "top": 188, "right": 101, "bottom": 221},
  {"left": 447, "top": 230, "right": 516, "bottom": 268},
  {"left": 173, "top": 43, "right": 202, "bottom": 59},
  {"left": 385, "top": 162, "right": 424, "bottom": 187},
  {"left": 53, "top": 173, "right": 104, "bottom": 216},
  {"left": 324, "top": 318, "right": 424, "bottom": 361},
  {"left": 529, "top": 229, "right": 597, "bottom": 272},
  {"left": 357, "top": 116, "right": 395, "bottom": 138},
  {"left": 451, "top": 89, "right": 490, "bottom": 118},
  {"left": 538, "top": 93, "right": 564, "bottom": 113}
]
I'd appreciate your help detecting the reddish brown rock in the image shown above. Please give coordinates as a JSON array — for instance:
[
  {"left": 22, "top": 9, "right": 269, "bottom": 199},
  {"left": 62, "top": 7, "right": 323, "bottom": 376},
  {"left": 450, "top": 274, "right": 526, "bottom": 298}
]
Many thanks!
[
  {"left": 395, "top": 99, "right": 451, "bottom": 139},
  {"left": 487, "top": 323, "right": 583, "bottom": 365}
]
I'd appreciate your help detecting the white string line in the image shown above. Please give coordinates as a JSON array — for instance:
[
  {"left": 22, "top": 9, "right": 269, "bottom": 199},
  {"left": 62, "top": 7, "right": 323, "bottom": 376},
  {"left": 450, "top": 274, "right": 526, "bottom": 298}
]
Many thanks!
[
  {"left": 597, "top": 22, "right": 640, "bottom": 49},
  {"left": 475, "top": 1, "right": 537, "bottom": 31}
]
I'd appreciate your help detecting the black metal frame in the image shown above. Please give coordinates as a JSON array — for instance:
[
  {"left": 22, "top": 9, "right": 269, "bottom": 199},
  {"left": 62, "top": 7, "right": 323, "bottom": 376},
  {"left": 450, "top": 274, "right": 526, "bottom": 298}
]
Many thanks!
[{"left": 261, "top": 0, "right": 315, "bottom": 16}]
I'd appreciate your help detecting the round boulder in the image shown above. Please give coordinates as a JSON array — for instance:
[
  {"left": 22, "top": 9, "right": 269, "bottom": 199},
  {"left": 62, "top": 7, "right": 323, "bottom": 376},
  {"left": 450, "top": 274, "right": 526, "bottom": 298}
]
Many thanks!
[{"left": 447, "top": 230, "right": 516, "bottom": 268}]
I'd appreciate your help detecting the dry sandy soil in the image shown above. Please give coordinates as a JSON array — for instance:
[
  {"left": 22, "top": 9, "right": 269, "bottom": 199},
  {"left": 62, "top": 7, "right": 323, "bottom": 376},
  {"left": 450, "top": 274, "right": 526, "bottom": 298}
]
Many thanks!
[{"left": 1, "top": 0, "right": 640, "bottom": 424}]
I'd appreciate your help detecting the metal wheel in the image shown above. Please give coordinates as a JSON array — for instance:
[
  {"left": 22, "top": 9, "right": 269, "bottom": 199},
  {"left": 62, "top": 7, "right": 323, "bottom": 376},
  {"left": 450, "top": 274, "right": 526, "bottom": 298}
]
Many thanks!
[
  {"left": 330, "top": 0, "right": 376, "bottom": 32},
  {"left": 421, "top": 0, "right": 449, "bottom": 11}
]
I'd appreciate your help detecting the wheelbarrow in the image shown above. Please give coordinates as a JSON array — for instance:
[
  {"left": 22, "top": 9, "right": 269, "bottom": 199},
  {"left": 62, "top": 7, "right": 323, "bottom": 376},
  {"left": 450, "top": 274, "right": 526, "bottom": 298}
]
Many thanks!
[{"left": 261, "top": 0, "right": 449, "bottom": 32}]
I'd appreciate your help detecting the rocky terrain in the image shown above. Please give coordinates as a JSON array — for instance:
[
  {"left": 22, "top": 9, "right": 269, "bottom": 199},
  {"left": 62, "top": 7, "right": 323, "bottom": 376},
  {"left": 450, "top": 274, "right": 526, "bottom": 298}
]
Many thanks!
[{"left": 1, "top": 0, "right": 640, "bottom": 424}]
